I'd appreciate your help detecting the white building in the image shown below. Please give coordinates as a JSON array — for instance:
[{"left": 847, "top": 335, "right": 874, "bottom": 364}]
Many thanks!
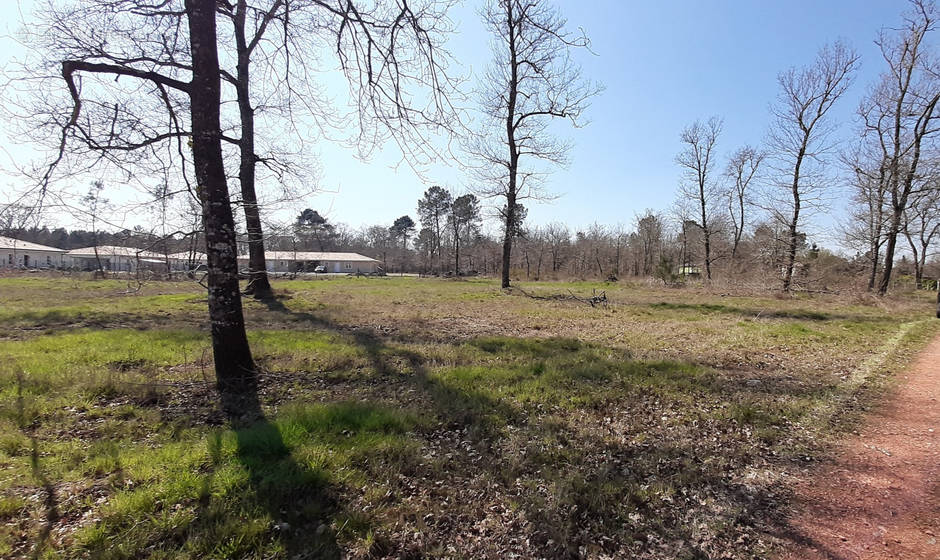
[
  {"left": 237, "top": 251, "right": 381, "bottom": 273},
  {"left": 0, "top": 236, "right": 67, "bottom": 269},
  {"left": 1, "top": 237, "right": 381, "bottom": 275},
  {"left": 66, "top": 246, "right": 168, "bottom": 272},
  {"left": 166, "top": 251, "right": 208, "bottom": 272}
]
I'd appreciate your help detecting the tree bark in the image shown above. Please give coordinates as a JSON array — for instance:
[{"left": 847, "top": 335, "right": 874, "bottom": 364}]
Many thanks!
[
  {"left": 501, "top": 193, "right": 515, "bottom": 288},
  {"left": 699, "top": 194, "right": 711, "bottom": 280},
  {"left": 233, "top": 0, "right": 273, "bottom": 300},
  {"left": 730, "top": 189, "right": 744, "bottom": 266},
  {"left": 867, "top": 243, "right": 880, "bottom": 292},
  {"left": 500, "top": 2, "right": 519, "bottom": 290},
  {"left": 877, "top": 210, "right": 902, "bottom": 295},
  {"left": 936, "top": 286, "right": 939, "bottom": 319},
  {"left": 905, "top": 230, "right": 923, "bottom": 287},
  {"left": 187, "top": 0, "right": 257, "bottom": 418},
  {"left": 453, "top": 224, "right": 460, "bottom": 275},
  {"left": 782, "top": 148, "right": 805, "bottom": 293}
]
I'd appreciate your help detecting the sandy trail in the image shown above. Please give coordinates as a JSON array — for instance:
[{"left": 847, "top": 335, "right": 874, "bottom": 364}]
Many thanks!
[{"left": 779, "top": 335, "right": 940, "bottom": 559}]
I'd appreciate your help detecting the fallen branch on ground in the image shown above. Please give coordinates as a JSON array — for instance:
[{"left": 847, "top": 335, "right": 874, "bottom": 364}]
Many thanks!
[{"left": 510, "top": 286, "right": 608, "bottom": 307}]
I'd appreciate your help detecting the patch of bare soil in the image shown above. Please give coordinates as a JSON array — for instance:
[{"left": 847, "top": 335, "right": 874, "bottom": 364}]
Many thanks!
[{"left": 778, "top": 336, "right": 940, "bottom": 559}]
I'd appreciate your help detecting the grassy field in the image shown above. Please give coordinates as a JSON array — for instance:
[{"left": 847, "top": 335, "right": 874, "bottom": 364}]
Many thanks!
[{"left": 1, "top": 274, "right": 937, "bottom": 559}]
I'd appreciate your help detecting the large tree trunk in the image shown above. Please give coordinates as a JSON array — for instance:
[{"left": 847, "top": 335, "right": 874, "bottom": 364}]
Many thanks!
[
  {"left": 867, "top": 242, "right": 880, "bottom": 292},
  {"left": 501, "top": 5, "right": 518, "bottom": 291},
  {"left": 435, "top": 215, "right": 442, "bottom": 275},
  {"left": 187, "top": 0, "right": 257, "bottom": 418},
  {"left": 501, "top": 192, "right": 515, "bottom": 289},
  {"left": 782, "top": 150, "right": 805, "bottom": 293},
  {"left": 699, "top": 185, "right": 711, "bottom": 280},
  {"left": 906, "top": 231, "right": 923, "bottom": 287},
  {"left": 783, "top": 208, "right": 799, "bottom": 292},
  {"left": 234, "top": 0, "right": 273, "bottom": 300},
  {"left": 453, "top": 226, "right": 460, "bottom": 275},
  {"left": 916, "top": 247, "right": 927, "bottom": 288},
  {"left": 877, "top": 210, "right": 903, "bottom": 295},
  {"left": 731, "top": 193, "right": 744, "bottom": 268}
]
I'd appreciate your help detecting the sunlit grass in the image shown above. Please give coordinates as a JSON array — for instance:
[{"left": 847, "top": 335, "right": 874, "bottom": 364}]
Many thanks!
[{"left": 0, "top": 275, "right": 937, "bottom": 558}]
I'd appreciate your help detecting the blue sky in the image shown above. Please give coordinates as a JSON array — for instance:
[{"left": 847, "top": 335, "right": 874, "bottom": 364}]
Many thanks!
[{"left": 0, "top": 1, "right": 914, "bottom": 243}]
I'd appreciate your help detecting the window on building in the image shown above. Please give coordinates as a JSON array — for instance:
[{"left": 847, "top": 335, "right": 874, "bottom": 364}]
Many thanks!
[
  {"left": 345, "top": 262, "right": 352, "bottom": 270},
  {"left": 47, "top": 256, "right": 52, "bottom": 266},
  {"left": 7, "top": 254, "right": 11, "bottom": 265}
]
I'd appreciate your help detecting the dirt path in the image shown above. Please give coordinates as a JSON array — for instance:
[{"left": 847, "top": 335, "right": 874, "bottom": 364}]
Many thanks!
[{"left": 778, "top": 335, "right": 940, "bottom": 559}]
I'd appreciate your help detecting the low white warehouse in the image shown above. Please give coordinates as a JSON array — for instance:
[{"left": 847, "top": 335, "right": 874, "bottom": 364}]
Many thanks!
[
  {"left": 0, "top": 236, "right": 67, "bottom": 269},
  {"left": 66, "top": 246, "right": 167, "bottom": 272},
  {"left": 237, "top": 251, "right": 380, "bottom": 273},
  {"left": 1, "top": 236, "right": 382, "bottom": 275}
]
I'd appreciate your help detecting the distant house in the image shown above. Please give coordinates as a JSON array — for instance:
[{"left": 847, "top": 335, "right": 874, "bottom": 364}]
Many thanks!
[
  {"left": 236, "top": 251, "right": 381, "bottom": 274},
  {"left": 166, "top": 251, "right": 208, "bottom": 272},
  {"left": 0, "top": 236, "right": 67, "bottom": 269},
  {"left": 678, "top": 264, "right": 702, "bottom": 278},
  {"left": 66, "top": 246, "right": 167, "bottom": 272}
]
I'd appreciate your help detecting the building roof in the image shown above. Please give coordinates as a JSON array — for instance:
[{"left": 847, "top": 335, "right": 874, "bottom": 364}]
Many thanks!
[
  {"left": 237, "top": 251, "right": 379, "bottom": 263},
  {"left": 0, "top": 236, "right": 67, "bottom": 253},
  {"left": 67, "top": 246, "right": 165, "bottom": 259},
  {"left": 166, "top": 251, "right": 207, "bottom": 261}
]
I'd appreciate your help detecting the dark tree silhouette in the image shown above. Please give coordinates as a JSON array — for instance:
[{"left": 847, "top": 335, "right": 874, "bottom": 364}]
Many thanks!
[
  {"left": 389, "top": 215, "right": 416, "bottom": 272},
  {"left": 295, "top": 209, "right": 335, "bottom": 251},
  {"left": 449, "top": 193, "right": 481, "bottom": 274},
  {"left": 417, "top": 186, "right": 453, "bottom": 273}
]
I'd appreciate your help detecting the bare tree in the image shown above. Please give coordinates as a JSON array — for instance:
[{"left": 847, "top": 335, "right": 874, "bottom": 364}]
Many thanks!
[
  {"left": 469, "top": 0, "right": 600, "bottom": 288},
  {"left": 676, "top": 117, "right": 722, "bottom": 280},
  {"left": 544, "top": 222, "right": 570, "bottom": 274},
  {"left": 22, "top": 1, "right": 265, "bottom": 414},
  {"left": 219, "top": 0, "right": 463, "bottom": 296},
  {"left": 768, "top": 41, "right": 859, "bottom": 292},
  {"left": 187, "top": 0, "right": 258, "bottom": 415},
  {"left": 862, "top": 0, "right": 940, "bottom": 295},
  {"left": 219, "top": 0, "right": 287, "bottom": 300},
  {"left": 724, "top": 145, "right": 764, "bottom": 265},
  {"left": 903, "top": 173, "right": 940, "bottom": 285},
  {"left": 13, "top": 0, "right": 460, "bottom": 417},
  {"left": 364, "top": 224, "right": 392, "bottom": 271},
  {"left": 81, "top": 180, "right": 109, "bottom": 274},
  {"left": 842, "top": 143, "right": 890, "bottom": 291}
]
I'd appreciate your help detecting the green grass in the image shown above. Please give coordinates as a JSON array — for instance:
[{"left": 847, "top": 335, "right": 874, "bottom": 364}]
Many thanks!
[{"left": 0, "top": 275, "right": 936, "bottom": 559}]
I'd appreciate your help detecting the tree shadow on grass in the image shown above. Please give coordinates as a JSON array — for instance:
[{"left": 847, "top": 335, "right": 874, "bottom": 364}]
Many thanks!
[
  {"left": 220, "top": 382, "right": 341, "bottom": 559},
  {"left": 256, "top": 295, "right": 860, "bottom": 558},
  {"left": 15, "top": 374, "right": 60, "bottom": 560},
  {"left": 260, "top": 297, "right": 517, "bottom": 437}
]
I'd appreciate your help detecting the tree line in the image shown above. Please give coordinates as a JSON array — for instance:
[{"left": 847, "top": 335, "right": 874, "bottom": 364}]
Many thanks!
[{"left": 669, "top": 1, "right": 939, "bottom": 294}]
